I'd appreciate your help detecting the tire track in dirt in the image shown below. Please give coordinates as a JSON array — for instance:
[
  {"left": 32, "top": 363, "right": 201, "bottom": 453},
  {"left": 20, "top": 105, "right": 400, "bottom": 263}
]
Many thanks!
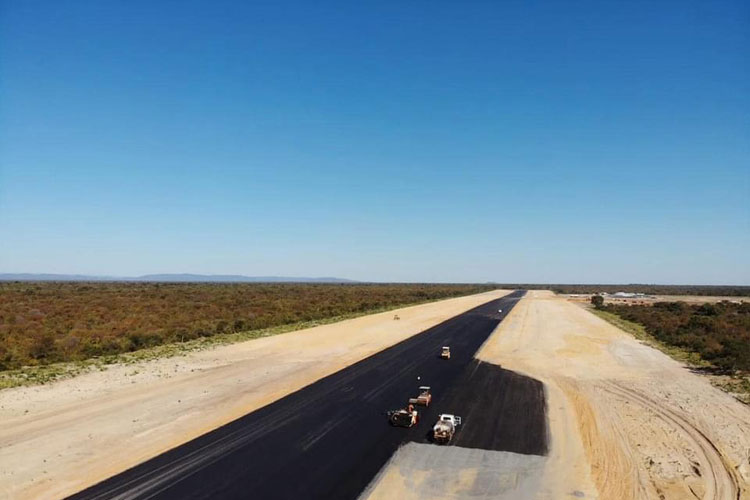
[{"left": 602, "top": 382, "right": 742, "bottom": 500}]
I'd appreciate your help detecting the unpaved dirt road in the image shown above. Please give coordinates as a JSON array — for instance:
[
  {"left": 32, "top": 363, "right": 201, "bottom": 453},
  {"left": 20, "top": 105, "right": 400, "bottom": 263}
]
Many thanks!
[
  {"left": 0, "top": 290, "right": 510, "bottom": 499},
  {"left": 364, "top": 290, "right": 750, "bottom": 499}
]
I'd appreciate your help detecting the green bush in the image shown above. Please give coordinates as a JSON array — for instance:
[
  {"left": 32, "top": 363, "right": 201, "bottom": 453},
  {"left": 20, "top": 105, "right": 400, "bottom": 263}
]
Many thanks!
[{"left": 591, "top": 295, "right": 604, "bottom": 308}]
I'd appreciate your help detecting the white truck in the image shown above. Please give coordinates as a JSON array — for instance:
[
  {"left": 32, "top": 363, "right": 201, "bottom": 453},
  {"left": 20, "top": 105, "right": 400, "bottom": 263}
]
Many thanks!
[{"left": 432, "top": 414, "right": 462, "bottom": 444}]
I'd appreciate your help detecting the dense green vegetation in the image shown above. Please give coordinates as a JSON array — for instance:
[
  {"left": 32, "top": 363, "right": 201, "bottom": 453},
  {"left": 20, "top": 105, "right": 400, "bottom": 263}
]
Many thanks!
[
  {"left": 0, "top": 282, "right": 495, "bottom": 370},
  {"left": 603, "top": 301, "right": 750, "bottom": 372}
]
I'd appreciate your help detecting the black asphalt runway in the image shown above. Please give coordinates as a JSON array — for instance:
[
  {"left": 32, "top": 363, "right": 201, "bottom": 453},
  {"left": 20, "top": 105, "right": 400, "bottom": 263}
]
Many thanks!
[
  {"left": 70, "top": 290, "right": 548, "bottom": 500},
  {"left": 415, "top": 360, "right": 548, "bottom": 455}
]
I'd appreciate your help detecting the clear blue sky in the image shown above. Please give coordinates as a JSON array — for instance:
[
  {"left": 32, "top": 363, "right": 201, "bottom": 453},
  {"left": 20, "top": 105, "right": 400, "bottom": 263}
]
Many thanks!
[{"left": 1, "top": 1, "right": 748, "bottom": 284}]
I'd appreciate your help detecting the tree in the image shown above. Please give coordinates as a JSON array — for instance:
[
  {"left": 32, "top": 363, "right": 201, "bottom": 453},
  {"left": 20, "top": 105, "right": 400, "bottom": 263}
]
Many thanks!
[{"left": 591, "top": 295, "right": 604, "bottom": 308}]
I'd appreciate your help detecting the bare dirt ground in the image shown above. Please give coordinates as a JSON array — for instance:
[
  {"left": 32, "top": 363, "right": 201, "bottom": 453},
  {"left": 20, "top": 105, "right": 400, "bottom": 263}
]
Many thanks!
[
  {"left": 564, "top": 294, "right": 750, "bottom": 306},
  {"left": 0, "top": 290, "right": 510, "bottom": 500},
  {"left": 483, "top": 291, "right": 750, "bottom": 499},
  {"left": 363, "top": 291, "right": 750, "bottom": 500}
]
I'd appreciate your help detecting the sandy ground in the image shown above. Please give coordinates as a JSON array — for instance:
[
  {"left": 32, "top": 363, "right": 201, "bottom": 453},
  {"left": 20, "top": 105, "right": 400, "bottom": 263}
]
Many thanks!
[
  {"left": 487, "top": 291, "right": 750, "bottom": 499},
  {"left": 363, "top": 291, "right": 750, "bottom": 499},
  {"left": 564, "top": 294, "right": 750, "bottom": 306},
  {"left": 0, "top": 289, "right": 510, "bottom": 500}
]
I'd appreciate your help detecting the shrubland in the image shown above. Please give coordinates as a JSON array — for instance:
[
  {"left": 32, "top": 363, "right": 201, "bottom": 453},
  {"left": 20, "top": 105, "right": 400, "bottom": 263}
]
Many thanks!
[
  {"left": 0, "top": 282, "right": 495, "bottom": 370},
  {"left": 603, "top": 301, "right": 750, "bottom": 372}
]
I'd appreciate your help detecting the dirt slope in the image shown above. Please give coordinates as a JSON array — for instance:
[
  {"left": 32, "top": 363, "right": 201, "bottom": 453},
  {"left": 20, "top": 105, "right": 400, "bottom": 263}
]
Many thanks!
[{"left": 0, "top": 290, "right": 510, "bottom": 500}]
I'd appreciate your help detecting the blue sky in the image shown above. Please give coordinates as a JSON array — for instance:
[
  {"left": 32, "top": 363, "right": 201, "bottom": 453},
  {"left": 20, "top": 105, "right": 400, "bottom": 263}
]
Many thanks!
[{"left": 1, "top": 1, "right": 748, "bottom": 283}]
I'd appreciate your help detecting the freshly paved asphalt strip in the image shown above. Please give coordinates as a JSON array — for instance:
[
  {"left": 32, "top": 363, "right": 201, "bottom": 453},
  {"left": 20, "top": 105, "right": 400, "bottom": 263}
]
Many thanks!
[
  {"left": 70, "top": 290, "right": 547, "bottom": 500},
  {"left": 411, "top": 360, "right": 548, "bottom": 455}
]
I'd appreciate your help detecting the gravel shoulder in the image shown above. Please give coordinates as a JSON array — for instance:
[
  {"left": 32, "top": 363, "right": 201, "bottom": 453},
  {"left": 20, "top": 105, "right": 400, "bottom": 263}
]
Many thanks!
[
  {"left": 361, "top": 444, "right": 548, "bottom": 500},
  {"left": 0, "top": 289, "right": 510, "bottom": 500}
]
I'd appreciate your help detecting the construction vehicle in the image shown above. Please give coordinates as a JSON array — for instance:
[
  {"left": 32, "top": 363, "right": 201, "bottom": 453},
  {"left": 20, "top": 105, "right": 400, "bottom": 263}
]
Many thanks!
[
  {"left": 409, "top": 386, "right": 432, "bottom": 407},
  {"left": 441, "top": 346, "right": 451, "bottom": 359},
  {"left": 432, "top": 414, "right": 462, "bottom": 444},
  {"left": 387, "top": 407, "right": 419, "bottom": 427}
]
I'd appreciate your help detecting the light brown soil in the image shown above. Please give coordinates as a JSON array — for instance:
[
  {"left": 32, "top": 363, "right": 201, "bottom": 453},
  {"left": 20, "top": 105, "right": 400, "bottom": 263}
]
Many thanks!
[
  {"left": 565, "top": 294, "right": 750, "bottom": 306},
  {"left": 479, "top": 291, "right": 750, "bottom": 499},
  {"left": 0, "top": 290, "right": 510, "bottom": 500}
]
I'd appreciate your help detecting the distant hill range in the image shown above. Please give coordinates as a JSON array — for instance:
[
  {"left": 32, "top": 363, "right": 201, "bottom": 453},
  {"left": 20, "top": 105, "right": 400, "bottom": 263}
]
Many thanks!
[{"left": 0, "top": 273, "right": 357, "bottom": 283}]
